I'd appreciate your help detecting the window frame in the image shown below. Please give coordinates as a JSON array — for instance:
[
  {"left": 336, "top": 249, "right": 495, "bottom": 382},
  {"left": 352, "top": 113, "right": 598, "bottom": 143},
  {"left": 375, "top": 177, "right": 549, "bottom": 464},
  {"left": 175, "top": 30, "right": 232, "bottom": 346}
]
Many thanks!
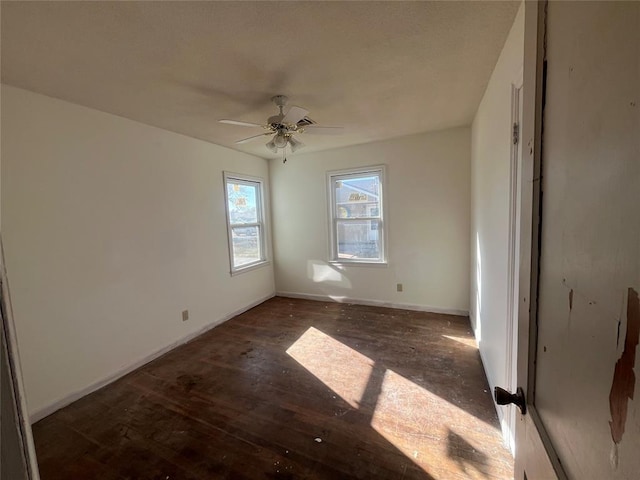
[
  {"left": 327, "top": 165, "right": 388, "bottom": 265},
  {"left": 223, "top": 171, "right": 269, "bottom": 275}
]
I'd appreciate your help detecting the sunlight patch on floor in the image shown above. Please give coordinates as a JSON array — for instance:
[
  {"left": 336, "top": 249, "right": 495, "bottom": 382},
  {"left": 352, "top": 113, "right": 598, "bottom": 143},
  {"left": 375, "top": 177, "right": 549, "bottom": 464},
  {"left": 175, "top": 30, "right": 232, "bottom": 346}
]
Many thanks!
[
  {"left": 371, "top": 369, "right": 498, "bottom": 479},
  {"left": 287, "top": 328, "right": 506, "bottom": 479},
  {"left": 442, "top": 334, "right": 478, "bottom": 349},
  {"left": 286, "top": 326, "right": 373, "bottom": 408}
]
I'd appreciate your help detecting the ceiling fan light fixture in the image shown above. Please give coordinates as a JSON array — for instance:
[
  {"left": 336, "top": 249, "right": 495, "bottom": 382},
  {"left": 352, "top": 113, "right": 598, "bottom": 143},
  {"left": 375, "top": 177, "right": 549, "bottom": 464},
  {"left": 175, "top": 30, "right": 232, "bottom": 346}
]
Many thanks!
[
  {"left": 273, "top": 133, "right": 288, "bottom": 149},
  {"left": 288, "top": 136, "right": 304, "bottom": 153},
  {"left": 265, "top": 138, "right": 277, "bottom": 153}
]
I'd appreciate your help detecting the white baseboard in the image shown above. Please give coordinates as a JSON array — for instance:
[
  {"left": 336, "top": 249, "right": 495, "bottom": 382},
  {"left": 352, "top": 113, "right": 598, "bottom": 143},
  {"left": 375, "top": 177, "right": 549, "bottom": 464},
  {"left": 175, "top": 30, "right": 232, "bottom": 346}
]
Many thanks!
[
  {"left": 30, "top": 292, "right": 275, "bottom": 424},
  {"left": 469, "top": 309, "right": 477, "bottom": 334},
  {"left": 276, "top": 291, "right": 468, "bottom": 317}
]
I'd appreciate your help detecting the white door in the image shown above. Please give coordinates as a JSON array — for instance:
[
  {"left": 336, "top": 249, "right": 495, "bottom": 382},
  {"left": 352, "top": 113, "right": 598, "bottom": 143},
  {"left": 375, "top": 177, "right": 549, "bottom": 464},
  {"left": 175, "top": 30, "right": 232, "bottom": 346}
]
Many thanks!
[{"left": 513, "top": 1, "right": 640, "bottom": 478}]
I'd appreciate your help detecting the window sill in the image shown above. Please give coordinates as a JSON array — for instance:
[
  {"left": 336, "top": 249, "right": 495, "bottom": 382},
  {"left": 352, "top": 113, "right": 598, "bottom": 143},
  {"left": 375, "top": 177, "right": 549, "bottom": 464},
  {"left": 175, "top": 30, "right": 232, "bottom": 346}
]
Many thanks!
[
  {"left": 230, "top": 260, "right": 271, "bottom": 276},
  {"left": 329, "top": 260, "right": 388, "bottom": 268}
]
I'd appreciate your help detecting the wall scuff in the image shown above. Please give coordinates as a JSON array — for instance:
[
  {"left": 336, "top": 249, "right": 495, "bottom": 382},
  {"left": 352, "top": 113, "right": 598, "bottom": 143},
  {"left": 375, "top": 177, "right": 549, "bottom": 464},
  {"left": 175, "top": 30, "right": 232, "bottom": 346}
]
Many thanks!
[{"left": 569, "top": 289, "right": 574, "bottom": 311}]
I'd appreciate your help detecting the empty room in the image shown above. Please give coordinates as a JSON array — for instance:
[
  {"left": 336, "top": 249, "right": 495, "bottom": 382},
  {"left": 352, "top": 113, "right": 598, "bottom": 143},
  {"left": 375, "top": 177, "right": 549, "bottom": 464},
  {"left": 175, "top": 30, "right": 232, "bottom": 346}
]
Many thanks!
[{"left": 1, "top": 1, "right": 638, "bottom": 479}]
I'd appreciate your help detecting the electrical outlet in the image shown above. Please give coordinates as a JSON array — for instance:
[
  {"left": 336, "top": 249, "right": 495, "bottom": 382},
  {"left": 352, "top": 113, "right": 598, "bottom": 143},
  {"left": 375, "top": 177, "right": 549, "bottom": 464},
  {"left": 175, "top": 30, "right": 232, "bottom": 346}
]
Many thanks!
[
  {"left": 182, "top": 310, "right": 189, "bottom": 322},
  {"left": 397, "top": 283, "right": 403, "bottom": 292}
]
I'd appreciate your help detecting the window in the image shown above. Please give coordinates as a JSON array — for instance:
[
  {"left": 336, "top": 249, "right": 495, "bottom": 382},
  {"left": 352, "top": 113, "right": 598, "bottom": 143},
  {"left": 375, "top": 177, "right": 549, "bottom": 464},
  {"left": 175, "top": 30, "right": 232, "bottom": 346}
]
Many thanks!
[
  {"left": 328, "top": 165, "right": 386, "bottom": 264},
  {"left": 223, "top": 172, "right": 268, "bottom": 274}
]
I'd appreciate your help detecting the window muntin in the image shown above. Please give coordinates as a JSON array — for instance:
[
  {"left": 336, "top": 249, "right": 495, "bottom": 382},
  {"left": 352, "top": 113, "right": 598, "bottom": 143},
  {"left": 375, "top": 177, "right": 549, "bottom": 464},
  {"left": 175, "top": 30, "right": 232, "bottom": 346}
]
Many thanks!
[
  {"left": 328, "top": 166, "right": 386, "bottom": 263},
  {"left": 223, "top": 173, "right": 268, "bottom": 273}
]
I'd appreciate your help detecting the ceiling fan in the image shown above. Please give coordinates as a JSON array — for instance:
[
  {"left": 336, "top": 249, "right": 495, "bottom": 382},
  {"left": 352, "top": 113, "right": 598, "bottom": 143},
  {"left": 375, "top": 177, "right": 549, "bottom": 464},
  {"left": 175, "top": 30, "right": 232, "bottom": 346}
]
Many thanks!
[{"left": 220, "top": 95, "right": 342, "bottom": 161}]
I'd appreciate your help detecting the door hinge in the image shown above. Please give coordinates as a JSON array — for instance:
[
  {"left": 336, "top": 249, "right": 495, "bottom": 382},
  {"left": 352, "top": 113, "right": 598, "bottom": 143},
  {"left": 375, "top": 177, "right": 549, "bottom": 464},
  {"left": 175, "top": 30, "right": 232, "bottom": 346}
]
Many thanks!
[{"left": 512, "top": 122, "right": 520, "bottom": 145}]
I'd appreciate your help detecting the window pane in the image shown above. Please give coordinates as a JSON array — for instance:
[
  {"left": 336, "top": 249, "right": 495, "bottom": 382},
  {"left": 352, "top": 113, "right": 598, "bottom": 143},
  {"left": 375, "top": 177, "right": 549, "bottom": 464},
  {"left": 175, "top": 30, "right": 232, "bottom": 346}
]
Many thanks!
[
  {"left": 231, "top": 226, "right": 261, "bottom": 267},
  {"left": 227, "top": 182, "right": 258, "bottom": 224},
  {"left": 334, "top": 175, "right": 380, "bottom": 219},
  {"left": 336, "top": 220, "right": 381, "bottom": 260}
]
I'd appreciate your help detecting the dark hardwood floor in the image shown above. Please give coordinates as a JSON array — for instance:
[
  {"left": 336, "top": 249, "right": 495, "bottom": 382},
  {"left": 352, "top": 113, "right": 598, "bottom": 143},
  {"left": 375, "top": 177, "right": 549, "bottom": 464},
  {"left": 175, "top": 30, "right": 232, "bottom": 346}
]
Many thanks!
[{"left": 33, "top": 297, "right": 513, "bottom": 479}]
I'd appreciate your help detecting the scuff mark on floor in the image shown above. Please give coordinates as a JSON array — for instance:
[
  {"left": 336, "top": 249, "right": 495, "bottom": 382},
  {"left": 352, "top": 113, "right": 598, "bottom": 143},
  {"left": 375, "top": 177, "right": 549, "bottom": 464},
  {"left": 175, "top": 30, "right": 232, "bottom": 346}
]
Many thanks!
[{"left": 608, "top": 287, "right": 639, "bottom": 444}]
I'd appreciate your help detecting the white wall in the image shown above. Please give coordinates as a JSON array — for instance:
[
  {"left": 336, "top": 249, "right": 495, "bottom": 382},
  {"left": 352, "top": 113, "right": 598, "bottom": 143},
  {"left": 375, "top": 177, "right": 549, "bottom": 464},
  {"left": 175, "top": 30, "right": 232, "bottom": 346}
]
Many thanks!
[
  {"left": 271, "top": 128, "right": 470, "bottom": 314},
  {"left": 469, "top": 2, "right": 524, "bottom": 448},
  {"left": 1, "top": 85, "right": 275, "bottom": 420}
]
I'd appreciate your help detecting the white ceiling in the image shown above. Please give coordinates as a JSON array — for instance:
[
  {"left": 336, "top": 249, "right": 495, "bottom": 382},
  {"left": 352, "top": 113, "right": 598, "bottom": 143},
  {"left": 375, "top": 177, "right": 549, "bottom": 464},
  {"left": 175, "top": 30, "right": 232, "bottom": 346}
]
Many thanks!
[{"left": 1, "top": 1, "right": 519, "bottom": 160}]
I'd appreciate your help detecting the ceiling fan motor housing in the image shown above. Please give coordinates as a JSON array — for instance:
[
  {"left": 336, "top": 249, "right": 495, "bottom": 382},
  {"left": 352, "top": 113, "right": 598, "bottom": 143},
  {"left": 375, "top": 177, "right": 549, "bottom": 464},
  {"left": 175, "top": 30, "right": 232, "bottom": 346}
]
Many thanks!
[{"left": 267, "top": 115, "right": 285, "bottom": 127}]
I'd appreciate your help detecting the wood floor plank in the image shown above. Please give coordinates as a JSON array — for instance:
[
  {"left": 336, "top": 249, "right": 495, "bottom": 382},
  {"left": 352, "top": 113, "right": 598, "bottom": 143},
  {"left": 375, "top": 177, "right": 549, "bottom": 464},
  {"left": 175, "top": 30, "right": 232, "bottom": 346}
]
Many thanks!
[{"left": 33, "top": 297, "right": 513, "bottom": 479}]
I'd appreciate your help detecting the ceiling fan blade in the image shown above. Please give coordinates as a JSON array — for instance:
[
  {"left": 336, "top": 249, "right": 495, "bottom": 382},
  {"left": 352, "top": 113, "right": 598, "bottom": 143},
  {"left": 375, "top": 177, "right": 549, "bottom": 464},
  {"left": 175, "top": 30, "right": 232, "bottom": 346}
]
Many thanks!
[
  {"left": 302, "top": 125, "right": 344, "bottom": 135},
  {"left": 220, "top": 119, "right": 264, "bottom": 128},
  {"left": 282, "top": 106, "right": 309, "bottom": 125},
  {"left": 235, "top": 133, "right": 271, "bottom": 144}
]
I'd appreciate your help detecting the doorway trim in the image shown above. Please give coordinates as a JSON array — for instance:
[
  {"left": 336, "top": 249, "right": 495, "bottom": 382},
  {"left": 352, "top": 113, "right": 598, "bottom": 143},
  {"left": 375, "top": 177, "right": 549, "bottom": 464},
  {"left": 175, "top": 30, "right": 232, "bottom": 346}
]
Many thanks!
[
  {"left": 504, "top": 71, "right": 524, "bottom": 454},
  {"left": 1, "top": 237, "right": 41, "bottom": 479}
]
